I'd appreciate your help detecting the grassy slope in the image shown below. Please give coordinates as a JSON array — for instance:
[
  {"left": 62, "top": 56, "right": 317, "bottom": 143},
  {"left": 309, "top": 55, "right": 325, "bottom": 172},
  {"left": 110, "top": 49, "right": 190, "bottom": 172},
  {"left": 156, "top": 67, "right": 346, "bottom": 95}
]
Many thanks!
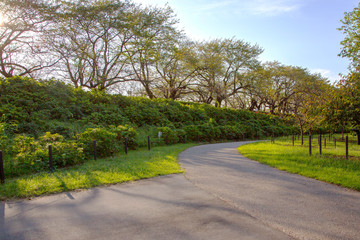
[
  {"left": 238, "top": 138, "right": 360, "bottom": 191},
  {"left": 0, "top": 143, "right": 194, "bottom": 200}
]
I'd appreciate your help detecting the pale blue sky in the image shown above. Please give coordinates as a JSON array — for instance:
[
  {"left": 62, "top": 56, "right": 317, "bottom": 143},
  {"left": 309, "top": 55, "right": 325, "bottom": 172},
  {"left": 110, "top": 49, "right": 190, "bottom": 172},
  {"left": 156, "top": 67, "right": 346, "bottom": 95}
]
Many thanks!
[{"left": 133, "top": 0, "right": 359, "bottom": 82}]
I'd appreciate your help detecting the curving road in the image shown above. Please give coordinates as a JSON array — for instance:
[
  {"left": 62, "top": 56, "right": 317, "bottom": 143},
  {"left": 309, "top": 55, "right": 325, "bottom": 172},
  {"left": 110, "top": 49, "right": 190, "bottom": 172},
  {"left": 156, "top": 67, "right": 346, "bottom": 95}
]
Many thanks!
[
  {"left": 180, "top": 142, "right": 360, "bottom": 240},
  {"left": 1, "top": 142, "right": 360, "bottom": 239}
]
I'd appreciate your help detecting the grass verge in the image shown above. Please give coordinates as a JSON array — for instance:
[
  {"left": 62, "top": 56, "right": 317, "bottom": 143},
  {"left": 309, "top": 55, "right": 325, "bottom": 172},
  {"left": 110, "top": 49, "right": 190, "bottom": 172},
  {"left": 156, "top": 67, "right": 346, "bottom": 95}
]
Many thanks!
[
  {"left": 0, "top": 143, "right": 195, "bottom": 200},
  {"left": 238, "top": 140, "right": 360, "bottom": 191}
]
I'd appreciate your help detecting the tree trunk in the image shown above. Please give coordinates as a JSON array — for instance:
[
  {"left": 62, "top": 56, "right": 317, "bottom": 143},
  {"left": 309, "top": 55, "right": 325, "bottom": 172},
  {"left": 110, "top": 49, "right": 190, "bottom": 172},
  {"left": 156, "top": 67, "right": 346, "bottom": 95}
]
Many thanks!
[
  {"left": 143, "top": 83, "right": 155, "bottom": 99},
  {"left": 215, "top": 97, "right": 223, "bottom": 108}
]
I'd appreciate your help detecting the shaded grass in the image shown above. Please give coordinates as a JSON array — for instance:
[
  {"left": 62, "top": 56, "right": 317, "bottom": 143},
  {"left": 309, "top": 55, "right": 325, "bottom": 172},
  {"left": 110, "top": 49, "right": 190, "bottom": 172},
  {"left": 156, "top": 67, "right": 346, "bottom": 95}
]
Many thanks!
[
  {"left": 0, "top": 143, "right": 194, "bottom": 200},
  {"left": 238, "top": 140, "right": 360, "bottom": 191}
]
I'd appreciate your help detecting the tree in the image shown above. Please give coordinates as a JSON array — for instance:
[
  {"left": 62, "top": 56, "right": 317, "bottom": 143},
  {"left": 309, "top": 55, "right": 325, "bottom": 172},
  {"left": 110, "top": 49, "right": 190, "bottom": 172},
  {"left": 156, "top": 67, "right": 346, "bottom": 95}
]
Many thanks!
[
  {"left": 248, "top": 62, "right": 308, "bottom": 114},
  {"left": 0, "top": 0, "right": 57, "bottom": 78},
  {"left": 190, "top": 38, "right": 263, "bottom": 107},
  {"left": 336, "top": 3, "right": 360, "bottom": 133},
  {"left": 328, "top": 73, "right": 360, "bottom": 130},
  {"left": 124, "top": 4, "right": 181, "bottom": 98},
  {"left": 323, "top": 83, "right": 350, "bottom": 139},
  {"left": 154, "top": 40, "right": 197, "bottom": 100},
  {"left": 46, "top": 0, "right": 138, "bottom": 90},
  {"left": 246, "top": 62, "right": 330, "bottom": 143},
  {"left": 290, "top": 72, "right": 330, "bottom": 144},
  {"left": 339, "top": 2, "right": 360, "bottom": 71}
]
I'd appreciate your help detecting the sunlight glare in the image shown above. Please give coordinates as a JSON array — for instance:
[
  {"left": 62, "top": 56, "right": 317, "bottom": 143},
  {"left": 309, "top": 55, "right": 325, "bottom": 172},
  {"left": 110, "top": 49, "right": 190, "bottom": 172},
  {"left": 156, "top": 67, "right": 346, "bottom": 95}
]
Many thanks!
[
  {"left": 0, "top": 13, "right": 4, "bottom": 26},
  {"left": 0, "top": 13, "right": 7, "bottom": 26}
]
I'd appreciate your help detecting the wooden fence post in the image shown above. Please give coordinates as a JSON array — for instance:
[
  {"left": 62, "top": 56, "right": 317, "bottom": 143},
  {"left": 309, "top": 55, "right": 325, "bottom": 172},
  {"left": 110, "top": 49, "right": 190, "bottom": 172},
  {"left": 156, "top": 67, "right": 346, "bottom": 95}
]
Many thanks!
[
  {"left": 0, "top": 151, "right": 4, "bottom": 184},
  {"left": 93, "top": 140, "right": 97, "bottom": 160},
  {"left": 125, "top": 137, "right": 128, "bottom": 155},
  {"left": 309, "top": 135, "right": 312, "bottom": 156},
  {"left": 346, "top": 136, "right": 349, "bottom": 160},
  {"left": 49, "top": 145, "right": 53, "bottom": 172}
]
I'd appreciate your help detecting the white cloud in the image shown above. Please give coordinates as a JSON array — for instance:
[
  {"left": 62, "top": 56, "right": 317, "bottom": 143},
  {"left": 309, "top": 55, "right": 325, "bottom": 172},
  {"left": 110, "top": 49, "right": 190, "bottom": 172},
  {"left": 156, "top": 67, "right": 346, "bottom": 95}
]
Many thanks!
[
  {"left": 311, "top": 68, "right": 341, "bottom": 83},
  {"left": 200, "top": 0, "right": 236, "bottom": 11},
  {"left": 245, "top": 0, "right": 302, "bottom": 16},
  {"left": 131, "top": 0, "right": 302, "bottom": 17},
  {"left": 131, "top": 0, "right": 169, "bottom": 7},
  {"left": 193, "top": 0, "right": 303, "bottom": 17}
]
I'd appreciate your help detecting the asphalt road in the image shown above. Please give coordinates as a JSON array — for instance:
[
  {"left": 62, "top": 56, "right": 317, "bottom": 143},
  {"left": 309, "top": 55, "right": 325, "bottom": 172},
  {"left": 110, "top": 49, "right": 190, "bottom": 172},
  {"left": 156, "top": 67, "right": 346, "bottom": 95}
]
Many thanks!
[
  {"left": 180, "top": 142, "right": 360, "bottom": 240},
  {"left": 1, "top": 141, "right": 360, "bottom": 239}
]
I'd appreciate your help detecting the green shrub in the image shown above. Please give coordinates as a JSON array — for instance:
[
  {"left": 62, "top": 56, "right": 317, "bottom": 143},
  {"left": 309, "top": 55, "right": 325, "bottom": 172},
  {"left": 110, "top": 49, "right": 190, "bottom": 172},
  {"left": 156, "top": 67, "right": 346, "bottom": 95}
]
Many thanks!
[
  {"left": 0, "top": 122, "right": 16, "bottom": 154},
  {"left": 44, "top": 120, "right": 82, "bottom": 139},
  {"left": 174, "top": 129, "right": 187, "bottom": 143},
  {"left": 233, "top": 124, "right": 246, "bottom": 139},
  {"left": 39, "top": 132, "right": 64, "bottom": 144},
  {"left": 219, "top": 125, "right": 237, "bottom": 140},
  {"left": 85, "top": 105, "right": 128, "bottom": 126},
  {"left": 6, "top": 133, "right": 85, "bottom": 177},
  {"left": 12, "top": 135, "right": 39, "bottom": 156},
  {"left": 157, "top": 126, "right": 178, "bottom": 144},
  {"left": 0, "top": 76, "right": 296, "bottom": 140},
  {"left": 12, "top": 146, "right": 48, "bottom": 175},
  {"left": 123, "top": 100, "right": 170, "bottom": 127},
  {"left": 111, "top": 125, "right": 138, "bottom": 149},
  {"left": 183, "top": 125, "right": 200, "bottom": 141},
  {"left": 51, "top": 141, "right": 85, "bottom": 167},
  {"left": 38, "top": 132, "right": 85, "bottom": 167},
  {"left": 77, "top": 128, "right": 118, "bottom": 158},
  {"left": 197, "top": 123, "right": 221, "bottom": 141},
  {"left": 134, "top": 126, "right": 159, "bottom": 147}
]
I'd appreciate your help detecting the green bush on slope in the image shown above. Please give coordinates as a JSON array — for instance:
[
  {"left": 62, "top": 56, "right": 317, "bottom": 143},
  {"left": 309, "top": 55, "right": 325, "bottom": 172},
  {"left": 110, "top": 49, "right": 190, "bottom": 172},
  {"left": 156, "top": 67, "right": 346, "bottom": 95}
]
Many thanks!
[{"left": 0, "top": 76, "right": 297, "bottom": 178}]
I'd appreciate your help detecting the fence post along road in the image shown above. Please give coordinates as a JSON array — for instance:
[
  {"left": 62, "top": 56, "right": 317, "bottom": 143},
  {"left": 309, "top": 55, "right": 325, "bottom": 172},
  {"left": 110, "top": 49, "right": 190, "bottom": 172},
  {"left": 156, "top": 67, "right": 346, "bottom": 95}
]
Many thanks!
[{"left": 0, "top": 151, "right": 4, "bottom": 184}]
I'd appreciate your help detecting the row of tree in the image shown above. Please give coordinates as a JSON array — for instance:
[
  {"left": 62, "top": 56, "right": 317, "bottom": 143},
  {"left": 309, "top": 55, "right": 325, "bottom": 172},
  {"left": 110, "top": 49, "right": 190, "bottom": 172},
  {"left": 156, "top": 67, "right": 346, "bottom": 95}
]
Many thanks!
[
  {"left": 0, "top": 2, "right": 327, "bottom": 94},
  {"left": 0, "top": 0, "right": 359, "bottom": 138}
]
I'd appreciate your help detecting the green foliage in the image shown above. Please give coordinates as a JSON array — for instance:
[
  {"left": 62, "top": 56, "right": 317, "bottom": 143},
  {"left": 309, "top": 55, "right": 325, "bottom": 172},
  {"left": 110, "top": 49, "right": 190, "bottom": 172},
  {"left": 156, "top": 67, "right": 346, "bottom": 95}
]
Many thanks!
[
  {"left": 324, "top": 73, "right": 360, "bottom": 132},
  {"left": 77, "top": 128, "right": 118, "bottom": 158},
  {"left": 174, "top": 129, "right": 187, "bottom": 143},
  {"left": 339, "top": 73, "right": 360, "bottom": 128},
  {"left": 190, "top": 38, "right": 263, "bottom": 108},
  {"left": 0, "top": 122, "right": 16, "bottom": 154},
  {"left": 0, "top": 76, "right": 296, "bottom": 180},
  {"left": 39, "top": 132, "right": 64, "bottom": 143},
  {"left": 124, "top": 104, "right": 168, "bottom": 127},
  {"left": 339, "top": 2, "right": 360, "bottom": 71},
  {"left": 0, "top": 143, "right": 194, "bottom": 200},
  {"left": 183, "top": 125, "right": 200, "bottom": 141},
  {"left": 135, "top": 126, "right": 159, "bottom": 147},
  {"left": 50, "top": 141, "right": 85, "bottom": 168},
  {"left": 158, "top": 126, "right": 178, "bottom": 144},
  {"left": 7, "top": 133, "right": 84, "bottom": 177},
  {"left": 111, "top": 125, "right": 138, "bottom": 149},
  {"left": 12, "top": 135, "right": 39, "bottom": 156},
  {"left": 0, "top": 76, "right": 294, "bottom": 138},
  {"left": 219, "top": 125, "right": 243, "bottom": 140},
  {"left": 197, "top": 122, "right": 221, "bottom": 141}
]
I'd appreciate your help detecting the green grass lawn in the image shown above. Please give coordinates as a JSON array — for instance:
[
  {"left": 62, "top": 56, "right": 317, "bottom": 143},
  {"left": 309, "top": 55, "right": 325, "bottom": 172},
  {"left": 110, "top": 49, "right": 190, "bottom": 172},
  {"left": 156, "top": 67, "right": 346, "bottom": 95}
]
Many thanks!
[
  {"left": 0, "top": 143, "right": 195, "bottom": 200},
  {"left": 238, "top": 136, "right": 360, "bottom": 191}
]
